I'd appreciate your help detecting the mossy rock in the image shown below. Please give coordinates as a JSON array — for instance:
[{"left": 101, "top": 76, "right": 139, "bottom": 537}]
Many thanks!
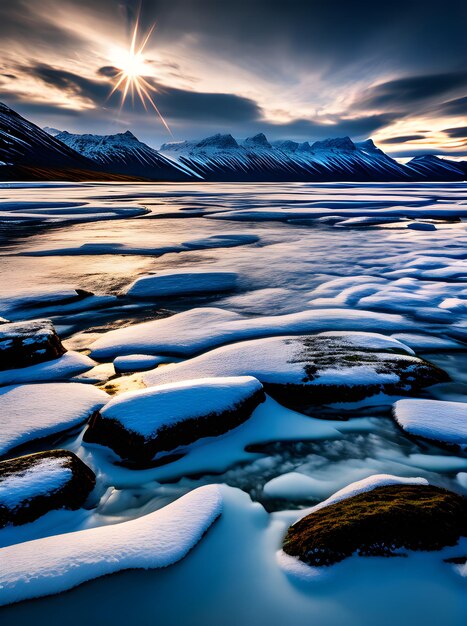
[
  {"left": 145, "top": 332, "right": 450, "bottom": 413},
  {"left": 265, "top": 335, "right": 449, "bottom": 410},
  {"left": 0, "top": 319, "right": 66, "bottom": 371},
  {"left": 283, "top": 484, "right": 467, "bottom": 567},
  {"left": 0, "top": 450, "right": 96, "bottom": 528}
]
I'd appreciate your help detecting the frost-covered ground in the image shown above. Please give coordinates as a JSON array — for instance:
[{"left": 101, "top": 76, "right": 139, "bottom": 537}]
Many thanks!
[{"left": 0, "top": 182, "right": 466, "bottom": 625}]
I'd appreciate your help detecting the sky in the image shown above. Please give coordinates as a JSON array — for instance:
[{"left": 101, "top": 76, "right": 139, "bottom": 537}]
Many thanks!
[{"left": 0, "top": 0, "right": 466, "bottom": 155}]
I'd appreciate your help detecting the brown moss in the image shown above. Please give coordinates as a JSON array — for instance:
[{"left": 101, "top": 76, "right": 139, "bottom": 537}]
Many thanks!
[
  {"left": 283, "top": 484, "right": 467, "bottom": 567},
  {"left": 264, "top": 335, "right": 449, "bottom": 413}
]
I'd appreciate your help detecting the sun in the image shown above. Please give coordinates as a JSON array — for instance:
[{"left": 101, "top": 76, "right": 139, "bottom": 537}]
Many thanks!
[
  {"left": 108, "top": 17, "right": 172, "bottom": 136},
  {"left": 112, "top": 47, "right": 147, "bottom": 80}
]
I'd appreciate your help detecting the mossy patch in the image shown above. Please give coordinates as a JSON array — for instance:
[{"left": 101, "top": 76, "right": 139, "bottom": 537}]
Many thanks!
[{"left": 283, "top": 484, "right": 467, "bottom": 567}]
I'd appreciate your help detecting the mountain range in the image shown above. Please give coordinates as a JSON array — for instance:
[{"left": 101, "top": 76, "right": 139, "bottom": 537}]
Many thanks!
[
  {"left": 0, "top": 102, "right": 465, "bottom": 182},
  {"left": 159, "top": 133, "right": 467, "bottom": 182}
]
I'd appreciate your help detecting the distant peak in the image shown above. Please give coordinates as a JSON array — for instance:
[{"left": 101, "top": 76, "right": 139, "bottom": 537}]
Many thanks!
[
  {"left": 410, "top": 154, "right": 442, "bottom": 163},
  {"left": 43, "top": 126, "right": 64, "bottom": 137},
  {"left": 355, "top": 138, "right": 381, "bottom": 154},
  {"left": 311, "top": 137, "right": 356, "bottom": 152},
  {"left": 272, "top": 140, "right": 299, "bottom": 152},
  {"left": 160, "top": 140, "right": 191, "bottom": 151},
  {"left": 243, "top": 132, "right": 271, "bottom": 148},
  {"left": 297, "top": 141, "right": 313, "bottom": 152},
  {"left": 196, "top": 133, "right": 239, "bottom": 149}
]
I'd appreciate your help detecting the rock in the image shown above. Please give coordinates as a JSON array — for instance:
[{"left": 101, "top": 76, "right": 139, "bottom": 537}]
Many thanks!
[
  {"left": 83, "top": 376, "right": 265, "bottom": 466},
  {"left": 125, "top": 270, "right": 238, "bottom": 298},
  {"left": 282, "top": 482, "right": 467, "bottom": 567},
  {"left": 0, "top": 382, "right": 108, "bottom": 458},
  {"left": 0, "top": 450, "right": 96, "bottom": 528},
  {"left": 143, "top": 332, "right": 449, "bottom": 412},
  {"left": 113, "top": 354, "right": 168, "bottom": 374},
  {"left": 0, "top": 350, "right": 96, "bottom": 386},
  {"left": 407, "top": 222, "right": 437, "bottom": 231},
  {"left": 0, "top": 319, "right": 66, "bottom": 371},
  {"left": 393, "top": 399, "right": 467, "bottom": 451}
]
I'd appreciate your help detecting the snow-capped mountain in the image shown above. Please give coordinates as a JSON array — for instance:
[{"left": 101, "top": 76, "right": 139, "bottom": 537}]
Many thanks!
[
  {"left": 43, "top": 127, "right": 63, "bottom": 137},
  {"left": 404, "top": 154, "right": 467, "bottom": 181},
  {"left": 160, "top": 132, "right": 467, "bottom": 182},
  {"left": 1, "top": 102, "right": 465, "bottom": 182},
  {"left": 0, "top": 103, "right": 97, "bottom": 171},
  {"left": 56, "top": 130, "right": 194, "bottom": 181},
  {"left": 160, "top": 133, "right": 402, "bottom": 182}
]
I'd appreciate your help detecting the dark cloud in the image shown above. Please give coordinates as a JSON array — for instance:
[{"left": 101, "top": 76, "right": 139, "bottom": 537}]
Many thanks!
[
  {"left": 257, "top": 114, "right": 398, "bottom": 142},
  {"left": 22, "top": 63, "right": 110, "bottom": 103},
  {"left": 17, "top": 62, "right": 396, "bottom": 139},
  {"left": 355, "top": 72, "right": 467, "bottom": 114},
  {"left": 0, "top": 1, "right": 88, "bottom": 50},
  {"left": 381, "top": 135, "right": 427, "bottom": 144},
  {"left": 443, "top": 127, "right": 467, "bottom": 139},
  {"left": 97, "top": 66, "right": 120, "bottom": 78},
  {"left": 1, "top": 0, "right": 466, "bottom": 153},
  {"left": 437, "top": 96, "right": 467, "bottom": 117},
  {"left": 69, "top": 0, "right": 467, "bottom": 75},
  {"left": 21, "top": 63, "right": 263, "bottom": 124}
]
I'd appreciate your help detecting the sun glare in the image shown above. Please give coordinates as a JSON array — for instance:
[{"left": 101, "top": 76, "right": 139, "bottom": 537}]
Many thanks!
[
  {"left": 112, "top": 47, "right": 147, "bottom": 79},
  {"left": 108, "top": 16, "right": 172, "bottom": 135}
]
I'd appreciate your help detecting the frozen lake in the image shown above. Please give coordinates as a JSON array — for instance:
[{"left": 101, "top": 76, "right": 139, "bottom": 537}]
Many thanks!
[{"left": 0, "top": 182, "right": 466, "bottom": 625}]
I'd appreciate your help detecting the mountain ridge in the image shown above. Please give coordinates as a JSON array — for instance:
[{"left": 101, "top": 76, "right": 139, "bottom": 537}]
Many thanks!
[{"left": 0, "top": 102, "right": 465, "bottom": 182}]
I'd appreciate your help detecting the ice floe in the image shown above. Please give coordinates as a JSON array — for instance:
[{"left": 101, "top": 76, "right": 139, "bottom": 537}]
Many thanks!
[
  {"left": 0, "top": 351, "right": 96, "bottom": 386},
  {"left": 89, "top": 307, "right": 417, "bottom": 358},
  {"left": 393, "top": 399, "right": 467, "bottom": 449},
  {"left": 125, "top": 269, "right": 238, "bottom": 298},
  {"left": 22, "top": 233, "right": 259, "bottom": 257},
  {"left": 113, "top": 354, "right": 169, "bottom": 373},
  {"left": 0, "top": 484, "right": 222, "bottom": 606},
  {"left": 0, "top": 382, "right": 108, "bottom": 457}
]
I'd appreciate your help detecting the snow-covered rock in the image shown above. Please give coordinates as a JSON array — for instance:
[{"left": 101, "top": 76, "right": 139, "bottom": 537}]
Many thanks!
[
  {"left": 0, "top": 382, "right": 108, "bottom": 457},
  {"left": 89, "top": 307, "right": 416, "bottom": 359},
  {"left": 0, "top": 450, "right": 95, "bottom": 528},
  {"left": 407, "top": 222, "right": 437, "bottom": 231},
  {"left": 83, "top": 377, "right": 265, "bottom": 465},
  {"left": 393, "top": 399, "right": 467, "bottom": 450},
  {"left": 142, "top": 332, "right": 447, "bottom": 410},
  {"left": 125, "top": 270, "right": 238, "bottom": 298},
  {"left": 113, "top": 354, "right": 168, "bottom": 374},
  {"left": 281, "top": 475, "right": 467, "bottom": 567},
  {"left": 0, "top": 319, "right": 65, "bottom": 370},
  {"left": 0, "top": 351, "right": 96, "bottom": 386},
  {"left": 0, "top": 484, "right": 222, "bottom": 606}
]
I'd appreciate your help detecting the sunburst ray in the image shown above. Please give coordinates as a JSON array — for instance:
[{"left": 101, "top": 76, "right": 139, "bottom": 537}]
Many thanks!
[{"left": 108, "top": 13, "right": 172, "bottom": 136}]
